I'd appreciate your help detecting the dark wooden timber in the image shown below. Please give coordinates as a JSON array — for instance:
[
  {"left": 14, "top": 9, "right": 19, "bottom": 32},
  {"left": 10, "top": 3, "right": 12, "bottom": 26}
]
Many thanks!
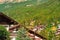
[
  {"left": 0, "top": 12, "right": 18, "bottom": 25},
  {"left": 9, "top": 24, "right": 20, "bottom": 31},
  {"left": 24, "top": 26, "right": 47, "bottom": 40}
]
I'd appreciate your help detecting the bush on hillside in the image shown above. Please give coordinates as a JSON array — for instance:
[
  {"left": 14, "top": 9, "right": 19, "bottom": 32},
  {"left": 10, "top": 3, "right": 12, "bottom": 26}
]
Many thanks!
[
  {"left": 16, "top": 27, "right": 32, "bottom": 40},
  {"left": 0, "top": 25, "right": 10, "bottom": 40}
]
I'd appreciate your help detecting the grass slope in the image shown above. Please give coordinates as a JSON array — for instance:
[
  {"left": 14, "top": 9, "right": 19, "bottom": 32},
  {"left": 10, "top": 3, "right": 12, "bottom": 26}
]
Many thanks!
[{"left": 0, "top": 0, "right": 60, "bottom": 24}]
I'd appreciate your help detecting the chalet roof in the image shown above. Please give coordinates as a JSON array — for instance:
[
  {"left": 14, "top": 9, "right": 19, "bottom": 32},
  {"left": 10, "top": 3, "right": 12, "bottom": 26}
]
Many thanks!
[{"left": 0, "top": 12, "right": 18, "bottom": 25}]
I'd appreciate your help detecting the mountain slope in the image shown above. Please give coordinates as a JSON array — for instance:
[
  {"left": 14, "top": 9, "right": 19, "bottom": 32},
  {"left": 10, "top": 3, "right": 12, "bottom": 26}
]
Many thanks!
[{"left": 0, "top": 0, "right": 60, "bottom": 24}]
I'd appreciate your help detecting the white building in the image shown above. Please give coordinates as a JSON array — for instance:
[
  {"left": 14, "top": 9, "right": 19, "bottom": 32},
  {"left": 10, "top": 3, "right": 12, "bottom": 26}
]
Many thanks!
[
  {"left": 6, "top": 0, "right": 13, "bottom": 2},
  {"left": 0, "top": 0, "right": 27, "bottom": 4},
  {"left": 0, "top": 0, "right": 5, "bottom": 4}
]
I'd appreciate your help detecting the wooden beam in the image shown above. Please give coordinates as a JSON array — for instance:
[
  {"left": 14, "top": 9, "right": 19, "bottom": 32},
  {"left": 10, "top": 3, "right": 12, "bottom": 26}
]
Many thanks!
[
  {"left": 24, "top": 27, "right": 47, "bottom": 40},
  {"left": 9, "top": 24, "right": 20, "bottom": 31}
]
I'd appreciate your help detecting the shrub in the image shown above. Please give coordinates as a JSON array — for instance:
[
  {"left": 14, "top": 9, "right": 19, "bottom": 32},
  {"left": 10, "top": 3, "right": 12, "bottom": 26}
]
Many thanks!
[
  {"left": 16, "top": 27, "right": 32, "bottom": 40},
  {"left": 0, "top": 25, "right": 10, "bottom": 40}
]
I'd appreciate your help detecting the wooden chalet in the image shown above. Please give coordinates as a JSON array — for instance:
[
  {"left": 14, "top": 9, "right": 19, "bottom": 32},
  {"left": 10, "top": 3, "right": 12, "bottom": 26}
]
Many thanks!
[
  {"left": 0, "top": 12, "right": 20, "bottom": 40},
  {"left": 0, "top": 12, "right": 47, "bottom": 40},
  {"left": 0, "top": 12, "right": 20, "bottom": 30}
]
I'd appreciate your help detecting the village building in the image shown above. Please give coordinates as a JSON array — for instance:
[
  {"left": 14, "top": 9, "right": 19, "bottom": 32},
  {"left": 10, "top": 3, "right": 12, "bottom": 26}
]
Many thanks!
[
  {"left": 0, "top": 12, "right": 46, "bottom": 40},
  {"left": 0, "top": 12, "right": 20, "bottom": 40}
]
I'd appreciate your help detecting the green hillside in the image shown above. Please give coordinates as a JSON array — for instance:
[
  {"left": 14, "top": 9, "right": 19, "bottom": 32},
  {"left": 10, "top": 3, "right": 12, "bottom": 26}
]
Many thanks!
[
  {"left": 0, "top": 0, "right": 59, "bottom": 24},
  {"left": 0, "top": 0, "right": 60, "bottom": 40}
]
